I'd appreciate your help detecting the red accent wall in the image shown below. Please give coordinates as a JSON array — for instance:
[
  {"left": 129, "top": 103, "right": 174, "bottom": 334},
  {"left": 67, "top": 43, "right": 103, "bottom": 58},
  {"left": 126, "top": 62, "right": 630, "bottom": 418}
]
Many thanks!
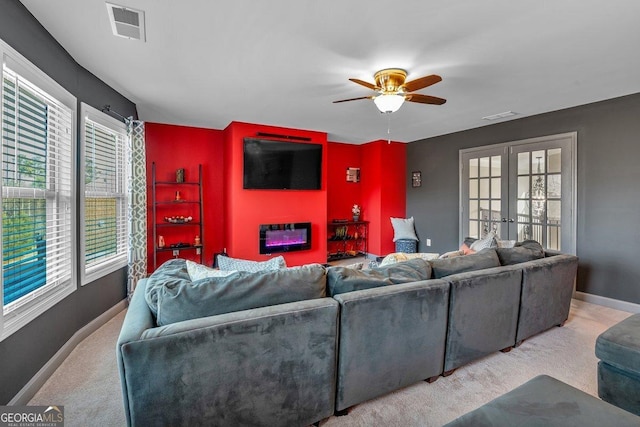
[
  {"left": 327, "top": 142, "right": 362, "bottom": 221},
  {"left": 145, "top": 123, "right": 225, "bottom": 272},
  {"left": 223, "top": 122, "right": 328, "bottom": 266},
  {"left": 361, "top": 140, "right": 407, "bottom": 256}
]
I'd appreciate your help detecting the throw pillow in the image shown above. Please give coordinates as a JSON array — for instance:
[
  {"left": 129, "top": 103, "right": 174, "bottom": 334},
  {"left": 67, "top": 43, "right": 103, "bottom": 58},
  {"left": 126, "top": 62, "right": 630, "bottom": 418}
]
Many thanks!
[
  {"left": 497, "top": 239, "right": 517, "bottom": 248},
  {"left": 217, "top": 254, "right": 286, "bottom": 272},
  {"left": 185, "top": 260, "right": 236, "bottom": 281},
  {"left": 327, "top": 258, "right": 432, "bottom": 296},
  {"left": 390, "top": 217, "right": 419, "bottom": 242},
  {"left": 469, "top": 232, "right": 497, "bottom": 251}
]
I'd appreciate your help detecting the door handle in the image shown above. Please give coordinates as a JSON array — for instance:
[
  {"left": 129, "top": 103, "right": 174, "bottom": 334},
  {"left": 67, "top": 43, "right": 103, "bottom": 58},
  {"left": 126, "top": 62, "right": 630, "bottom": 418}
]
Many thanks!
[
  {"left": 501, "top": 218, "right": 507, "bottom": 223},
  {"left": 502, "top": 218, "right": 515, "bottom": 223},
  {"left": 508, "top": 218, "right": 515, "bottom": 223}
]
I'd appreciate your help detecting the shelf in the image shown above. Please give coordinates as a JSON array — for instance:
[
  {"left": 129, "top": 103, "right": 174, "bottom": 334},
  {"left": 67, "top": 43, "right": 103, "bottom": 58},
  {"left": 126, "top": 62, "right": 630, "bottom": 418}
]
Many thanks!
[
  {"left": 155, "top": 200, "right": 201, "bottom": 205},
  {"left": 157, "top": 222, "right": 201, "bottom": 226},
  {"left": 327, "top": 252, "right": 366, "bottom": 262},
  {"left": 329, "top": 220, "right": 369, "bottom": 226},
  {"left": 155, "top": 181, "right": 200, "bottom": 186},
  {"left": 156, "top": 245, "right": 203, "bottom": 252}
]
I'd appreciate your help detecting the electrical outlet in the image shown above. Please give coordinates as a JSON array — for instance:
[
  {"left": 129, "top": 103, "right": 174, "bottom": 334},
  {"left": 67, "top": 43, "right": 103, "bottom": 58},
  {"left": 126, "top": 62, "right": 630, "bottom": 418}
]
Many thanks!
[{"left": 426, "top": 238, "right": 432, "bottom": 247}]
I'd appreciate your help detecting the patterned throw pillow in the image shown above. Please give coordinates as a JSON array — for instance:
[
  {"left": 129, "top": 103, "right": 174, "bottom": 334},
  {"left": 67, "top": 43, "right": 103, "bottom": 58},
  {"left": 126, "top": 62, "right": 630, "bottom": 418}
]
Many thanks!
[
  {"left": 217, "top": 254, "right": 286, "bottom": 272},
  {"left": 469, "top": 232, "right": 498, "bottom": 251},
  {"left": 390, "top": 217, "right": 419, "bottom": 242},
  {"left": 186, "top": 260, "right": 236, "bottom": 281}
]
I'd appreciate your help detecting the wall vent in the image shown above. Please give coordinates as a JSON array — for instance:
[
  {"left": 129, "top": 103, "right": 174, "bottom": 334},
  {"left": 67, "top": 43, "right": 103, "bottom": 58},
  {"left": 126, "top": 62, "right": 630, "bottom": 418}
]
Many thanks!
[{"left": 106, "top": 2, "right": 146, "bottom": 41}]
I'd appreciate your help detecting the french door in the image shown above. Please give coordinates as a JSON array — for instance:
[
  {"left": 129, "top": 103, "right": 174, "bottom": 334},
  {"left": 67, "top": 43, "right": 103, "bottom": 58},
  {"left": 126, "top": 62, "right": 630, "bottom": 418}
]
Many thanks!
[{"left": 460, "top": 132, "right": 576, "bottom": 254}]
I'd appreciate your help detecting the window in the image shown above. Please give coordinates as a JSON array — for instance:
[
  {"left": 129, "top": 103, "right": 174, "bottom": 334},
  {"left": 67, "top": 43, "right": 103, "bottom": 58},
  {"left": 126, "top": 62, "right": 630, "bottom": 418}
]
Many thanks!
[
  {"left": 1, "top": 39, "right": 77, "bottom": 340},
  {"left": 80, "top": 104, "right": 128, "bottom": 284}
]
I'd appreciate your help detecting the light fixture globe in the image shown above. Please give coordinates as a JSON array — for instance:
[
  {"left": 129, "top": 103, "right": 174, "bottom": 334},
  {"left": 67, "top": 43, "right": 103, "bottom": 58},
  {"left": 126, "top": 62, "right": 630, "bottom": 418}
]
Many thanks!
[{"left": 374, "top": 93, "right": 405, "bottom": 113}]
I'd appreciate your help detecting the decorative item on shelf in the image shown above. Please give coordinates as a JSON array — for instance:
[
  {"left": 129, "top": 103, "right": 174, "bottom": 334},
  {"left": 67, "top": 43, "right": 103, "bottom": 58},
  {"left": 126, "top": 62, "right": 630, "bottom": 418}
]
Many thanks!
[
  {"left": 346, "top": 167, "right": 360, "bottom": 183},
  {"left": 176, "top": 168, "right": 184, "bottom": 183},
  {"left": 194, "top": 235, "right": 201, "bottom": 246},
  {"left": 158, "top": 235, "right": 165, "bottom": 248},
  {"left": 352, "top": 204, "right": 361, "bottom": 222},
  {"left": 164, "top": 216, "right": 193, "bottom": 223},
  {"left": 175, "top": 190, "right": 181, "bottom": 201}
]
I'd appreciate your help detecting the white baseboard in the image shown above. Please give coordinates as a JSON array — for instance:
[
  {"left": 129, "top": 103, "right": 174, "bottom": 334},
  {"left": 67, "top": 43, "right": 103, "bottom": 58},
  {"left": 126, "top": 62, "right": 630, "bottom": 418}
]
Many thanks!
[
  {"left": 9, "top": 299, "right": 128, "bottom": 405},
  {"left": 574, "top": 291, "right": 640, "bottom": 314}
]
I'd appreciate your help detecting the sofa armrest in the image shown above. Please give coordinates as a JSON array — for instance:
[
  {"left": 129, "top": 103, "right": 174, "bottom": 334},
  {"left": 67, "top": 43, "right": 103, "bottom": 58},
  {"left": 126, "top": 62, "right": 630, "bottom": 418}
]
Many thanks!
[{"left": 118, "top": 296, "right": 338, "bottom": 427}]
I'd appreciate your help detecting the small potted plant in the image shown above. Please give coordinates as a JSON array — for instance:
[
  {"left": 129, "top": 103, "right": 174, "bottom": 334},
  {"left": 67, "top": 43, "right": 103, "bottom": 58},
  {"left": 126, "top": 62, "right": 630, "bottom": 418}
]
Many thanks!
[{"left": 352, "top": 204, "right": 361, "bottom": 222}]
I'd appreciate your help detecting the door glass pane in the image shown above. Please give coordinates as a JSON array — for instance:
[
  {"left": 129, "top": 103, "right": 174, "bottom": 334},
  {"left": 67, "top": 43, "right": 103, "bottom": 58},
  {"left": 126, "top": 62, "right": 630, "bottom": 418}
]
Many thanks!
[
  {"left": 548, "top": 200, "right": 561, "bottom": 224},
  {"left": 532, "top": 151, "right": 545, "bottom": 173},
  {"left": 548, "top": 148, "right": 561, "bottom": 173},
  {"left": 548, "top": 174, "right": 561, "bottom": 198},
  {"left": 547, "top": 226, "right": 561, "bottom": 250},
  {"left": 532, "top": 200, "right": 545, "bottom": 223},
  {"left": 469, "top": 200, "right": 479, "bottom": 220},
  {"left": 518, "top": 152, "right": 530, "bottom": 175},
  {"left": 469, "top": 178, "right": 478, "bottom": 198},
  {"left": 517, "top": 200, "right": 530, "bottom": 222},
  {"left": 491, "top": 178, "right": 501, "bottom": 199},
  {"left": 530, "top": 224, "right": 543, "bottom": 242},
  {"left": 517, "top": 176, "right": 529, "bottom": 199},
  {"left": 532, "top": 175, "right": 545, "bottom": 200},
  {"left": 479, "top": 178, "right": 490, "bottom": 198},
  {"left": 518, "top": 223, "right": 531, "bottom": 241},
  {"left": 469, "top": 158, "right": 479, "bottom": 178},
  {"left": 491, "top": 156, "right": 501, "bottom": 177},
  {"left": 469, "top": 221, "right": 478, "bottom": 239},
  {"left": 479, "top": 157, "right": 490, "bottom": 177}
]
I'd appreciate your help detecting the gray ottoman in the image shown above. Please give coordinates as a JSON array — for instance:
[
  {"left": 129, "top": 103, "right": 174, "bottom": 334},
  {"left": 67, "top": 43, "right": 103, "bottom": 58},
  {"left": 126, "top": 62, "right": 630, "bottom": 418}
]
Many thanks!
[
  {"left": 444, "top": 375, "right": 640, "bottom": 426},
  {"left": 595, "top": 313, "right": 640, "bottom": 416}
]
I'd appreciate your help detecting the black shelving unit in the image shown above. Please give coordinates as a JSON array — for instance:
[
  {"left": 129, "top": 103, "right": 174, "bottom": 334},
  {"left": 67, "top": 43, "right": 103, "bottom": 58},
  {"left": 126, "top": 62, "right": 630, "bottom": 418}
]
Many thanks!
[
  {"left": 327, "top": 220, "right": 368, "bottom": 262},
  {"left": 152, "top": 162, "right": 204, "bottom": 270}
]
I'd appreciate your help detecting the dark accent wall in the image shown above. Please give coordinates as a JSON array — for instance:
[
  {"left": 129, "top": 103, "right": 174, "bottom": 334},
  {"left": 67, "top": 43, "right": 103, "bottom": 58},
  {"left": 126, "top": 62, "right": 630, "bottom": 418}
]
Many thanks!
[
  {"left": 407, "top": 92, "right": 640, "bottom": 305},
  {"left": 0, "top": 1, "right": 137, "bottom": 403}
]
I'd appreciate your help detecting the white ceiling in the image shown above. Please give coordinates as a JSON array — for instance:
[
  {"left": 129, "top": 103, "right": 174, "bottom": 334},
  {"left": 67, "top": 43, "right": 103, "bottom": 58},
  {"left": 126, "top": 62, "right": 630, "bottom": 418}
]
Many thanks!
[{"left": 19, "top": 0, "right": 640, "bottom": 144}]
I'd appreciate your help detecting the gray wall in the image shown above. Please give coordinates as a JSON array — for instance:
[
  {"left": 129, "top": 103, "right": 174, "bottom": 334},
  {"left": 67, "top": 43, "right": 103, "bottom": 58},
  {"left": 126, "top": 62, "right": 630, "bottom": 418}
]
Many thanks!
[
  {"left": 407, "top": 92, "right": 640, "bottom": 305},
  {"left": 0, "top": 1, "right": 137, "bottom": 403}
]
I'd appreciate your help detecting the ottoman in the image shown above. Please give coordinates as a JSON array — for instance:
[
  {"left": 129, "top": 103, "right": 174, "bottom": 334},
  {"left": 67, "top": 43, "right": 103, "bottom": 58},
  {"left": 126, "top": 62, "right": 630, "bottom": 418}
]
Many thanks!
[
  {"left": 444, "top": 375, "right": 640, "bottom": 426},
  {"left": 595, "top": 313, "right": 640, "bottom": 416}
]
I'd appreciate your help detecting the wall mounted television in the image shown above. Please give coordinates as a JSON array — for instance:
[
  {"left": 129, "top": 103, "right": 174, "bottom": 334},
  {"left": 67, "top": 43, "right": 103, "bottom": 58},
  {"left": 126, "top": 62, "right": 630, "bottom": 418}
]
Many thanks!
[{"left": 243, "top": 138, "right": 322, "bottom": 190}]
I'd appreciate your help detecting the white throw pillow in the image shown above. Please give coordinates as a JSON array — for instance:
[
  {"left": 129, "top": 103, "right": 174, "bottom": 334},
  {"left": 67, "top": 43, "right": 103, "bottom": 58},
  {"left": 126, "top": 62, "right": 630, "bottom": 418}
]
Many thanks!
[
  {"left": 186, "top": 260, "right": 236, "bottom": 281},
  {"left": 390, "top": 217, "right": 419, "bottom": 242},
  {"left": 217, "top": 254, "right": 287, "bottom": 272},
  {"left": 469, "top": 232, "right": 498, "bottom": 251}
]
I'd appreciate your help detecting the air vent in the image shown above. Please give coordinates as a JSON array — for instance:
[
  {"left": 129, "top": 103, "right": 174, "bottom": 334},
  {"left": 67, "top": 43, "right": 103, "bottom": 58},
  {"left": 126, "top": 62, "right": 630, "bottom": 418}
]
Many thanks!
[
  {"left": 482, "top": 111, "right": 518, "bottom": 121},
  {"left": 106, "top": 2, "right": 146, "bottom": 41}
]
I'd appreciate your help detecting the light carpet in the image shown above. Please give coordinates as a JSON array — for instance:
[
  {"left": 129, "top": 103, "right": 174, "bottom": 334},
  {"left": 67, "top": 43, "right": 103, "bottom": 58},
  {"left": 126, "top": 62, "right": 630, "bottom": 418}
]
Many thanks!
[{"left": 28, "top": 299, "right": 631, "bottom": 427}]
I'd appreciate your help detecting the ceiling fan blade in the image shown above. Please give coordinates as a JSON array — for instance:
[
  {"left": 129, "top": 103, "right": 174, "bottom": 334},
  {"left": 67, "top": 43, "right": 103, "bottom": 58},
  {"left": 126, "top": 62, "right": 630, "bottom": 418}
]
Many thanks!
[
  {"left": 349, "top": 78, "right": 377, "bottom": 90},
  {"left": 333, "top": 96, "right": 373, "bottom": 103},
  {"left": 402, "top": 74, "right": 442, "bottom": 93},
  {"left": 405, "top": 93, "right": 447, "bottom": 105}
]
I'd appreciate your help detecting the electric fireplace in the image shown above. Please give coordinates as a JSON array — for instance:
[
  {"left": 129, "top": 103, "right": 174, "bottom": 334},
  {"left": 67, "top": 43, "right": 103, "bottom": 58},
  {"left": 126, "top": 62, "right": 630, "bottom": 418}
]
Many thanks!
[{"left": 259, "top": 222, "right": 312, "bottom": 254}]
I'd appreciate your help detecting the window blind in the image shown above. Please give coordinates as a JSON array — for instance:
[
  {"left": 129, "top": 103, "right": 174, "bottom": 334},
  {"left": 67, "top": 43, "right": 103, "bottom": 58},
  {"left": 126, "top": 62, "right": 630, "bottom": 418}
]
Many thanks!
[
  {"left": 2, "top": 66, "right": 73, "bottom": 311},
  {"left": 81, "top": 105, "right": 128, "bottom": 283}
]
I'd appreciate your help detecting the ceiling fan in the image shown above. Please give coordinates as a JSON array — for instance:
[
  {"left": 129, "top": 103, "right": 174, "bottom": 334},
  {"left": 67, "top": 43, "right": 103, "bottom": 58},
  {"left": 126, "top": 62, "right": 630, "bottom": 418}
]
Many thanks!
[{"left": 334, "top": 68, "right": 446, "bottom": 113}]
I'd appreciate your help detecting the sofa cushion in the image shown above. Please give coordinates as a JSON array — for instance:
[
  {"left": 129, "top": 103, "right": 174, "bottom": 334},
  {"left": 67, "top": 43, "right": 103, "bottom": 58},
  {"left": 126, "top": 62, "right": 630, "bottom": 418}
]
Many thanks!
[
  {"left": 496, "top": 240, "right": 545, "bottom": 265},
  {"left": 217, "top": 254, "right": 286, "bottom": 272},
  {"left": 429, "top": 248, "right": 500, "bottom": 279},
  {"left": 327, "top": 258, "right": 432, "bottom": 297},
  {"left": 146, "top": 259, "right": 327, "bottom": 326}
]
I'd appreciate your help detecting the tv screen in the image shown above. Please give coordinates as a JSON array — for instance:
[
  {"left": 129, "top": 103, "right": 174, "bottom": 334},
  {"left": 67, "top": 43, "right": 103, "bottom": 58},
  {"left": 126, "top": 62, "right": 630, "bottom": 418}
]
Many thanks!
[{"left": 243, "top": 138, "right": 322, "bottom": 190}]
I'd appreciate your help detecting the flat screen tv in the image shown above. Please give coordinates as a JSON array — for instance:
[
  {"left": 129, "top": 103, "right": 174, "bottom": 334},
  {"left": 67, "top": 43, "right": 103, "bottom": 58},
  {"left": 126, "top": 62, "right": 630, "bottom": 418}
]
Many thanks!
[{"left": 243, "top": 138, "right": 322, "bottom": 190}]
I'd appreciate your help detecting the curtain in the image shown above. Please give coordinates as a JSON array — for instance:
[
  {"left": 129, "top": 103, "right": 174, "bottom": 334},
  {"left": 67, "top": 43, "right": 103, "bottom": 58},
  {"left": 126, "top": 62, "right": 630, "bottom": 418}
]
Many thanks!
[{"left": 127, "top": 120, "right": 147, "bottom": 298}]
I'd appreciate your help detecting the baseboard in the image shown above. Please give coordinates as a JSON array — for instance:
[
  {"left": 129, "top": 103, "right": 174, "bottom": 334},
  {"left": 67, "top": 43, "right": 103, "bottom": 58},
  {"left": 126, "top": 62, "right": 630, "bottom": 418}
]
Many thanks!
[
  {"left": 9, "top": 299, "right": 128, "bottom": 405},
  {"left": 574, "top": 291, "right": 640, "bottom": 314}
]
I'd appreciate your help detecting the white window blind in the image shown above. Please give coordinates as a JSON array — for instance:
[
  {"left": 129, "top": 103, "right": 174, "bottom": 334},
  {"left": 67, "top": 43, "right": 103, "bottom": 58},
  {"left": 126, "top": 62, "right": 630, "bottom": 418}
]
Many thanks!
[
  {"left": 80, "top": 104, "right": 128, "bottom": 284},
  {"left": 1, "top": 39, "right": 76, "bottom": 340}
]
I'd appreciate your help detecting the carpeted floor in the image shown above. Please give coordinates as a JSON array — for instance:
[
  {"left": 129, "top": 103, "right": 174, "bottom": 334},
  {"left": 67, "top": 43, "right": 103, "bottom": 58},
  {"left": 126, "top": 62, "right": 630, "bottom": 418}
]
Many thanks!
[{"left": 28, "top": 299, "right": 631, "bottom": 427}]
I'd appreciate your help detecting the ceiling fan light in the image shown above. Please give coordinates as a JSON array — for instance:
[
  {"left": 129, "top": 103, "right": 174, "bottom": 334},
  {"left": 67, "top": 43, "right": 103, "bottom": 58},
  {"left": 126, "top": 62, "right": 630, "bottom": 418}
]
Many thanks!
[{"left": 374, "top": 94, "right": 405, "bottom": 113}]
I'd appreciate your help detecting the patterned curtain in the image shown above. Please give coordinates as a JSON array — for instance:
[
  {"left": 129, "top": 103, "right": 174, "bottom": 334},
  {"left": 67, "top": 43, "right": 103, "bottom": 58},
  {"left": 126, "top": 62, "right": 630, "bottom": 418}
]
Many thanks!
[{"left": 126, "top": 120, "right": 147, "bottom": 298}]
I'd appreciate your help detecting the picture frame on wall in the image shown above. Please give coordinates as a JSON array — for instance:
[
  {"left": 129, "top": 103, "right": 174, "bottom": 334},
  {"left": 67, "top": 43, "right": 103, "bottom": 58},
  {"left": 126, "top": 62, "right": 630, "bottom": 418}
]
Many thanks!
[{"left": 412, "top": 171, "right": 422, "bottom": 187}]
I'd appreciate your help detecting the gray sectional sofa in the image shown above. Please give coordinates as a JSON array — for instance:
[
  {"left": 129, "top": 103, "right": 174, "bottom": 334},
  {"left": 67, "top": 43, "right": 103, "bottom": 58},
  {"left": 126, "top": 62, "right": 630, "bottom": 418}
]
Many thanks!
[{"left": 116, "top": 242, "right": 578, "bottom": 426}]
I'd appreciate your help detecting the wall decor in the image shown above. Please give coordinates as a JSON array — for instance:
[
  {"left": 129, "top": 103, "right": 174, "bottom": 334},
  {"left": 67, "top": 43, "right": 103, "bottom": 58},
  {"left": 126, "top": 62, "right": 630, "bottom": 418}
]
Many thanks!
[
  {"left": 346, "top": 167, "right": 360, "bottom": 182},
  {"left": 412, "top": 171, "right": 422, "bottom": 187}
]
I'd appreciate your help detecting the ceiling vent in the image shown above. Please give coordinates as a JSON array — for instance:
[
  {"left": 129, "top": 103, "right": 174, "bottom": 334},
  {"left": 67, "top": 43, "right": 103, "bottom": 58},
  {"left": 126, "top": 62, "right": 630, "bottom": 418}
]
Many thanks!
[
  {"left": 106, "top": 2, "right": 146, "bottom": 41},
  {"left": 482, "top": 111, "right": 518, "bottom": 121}
]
